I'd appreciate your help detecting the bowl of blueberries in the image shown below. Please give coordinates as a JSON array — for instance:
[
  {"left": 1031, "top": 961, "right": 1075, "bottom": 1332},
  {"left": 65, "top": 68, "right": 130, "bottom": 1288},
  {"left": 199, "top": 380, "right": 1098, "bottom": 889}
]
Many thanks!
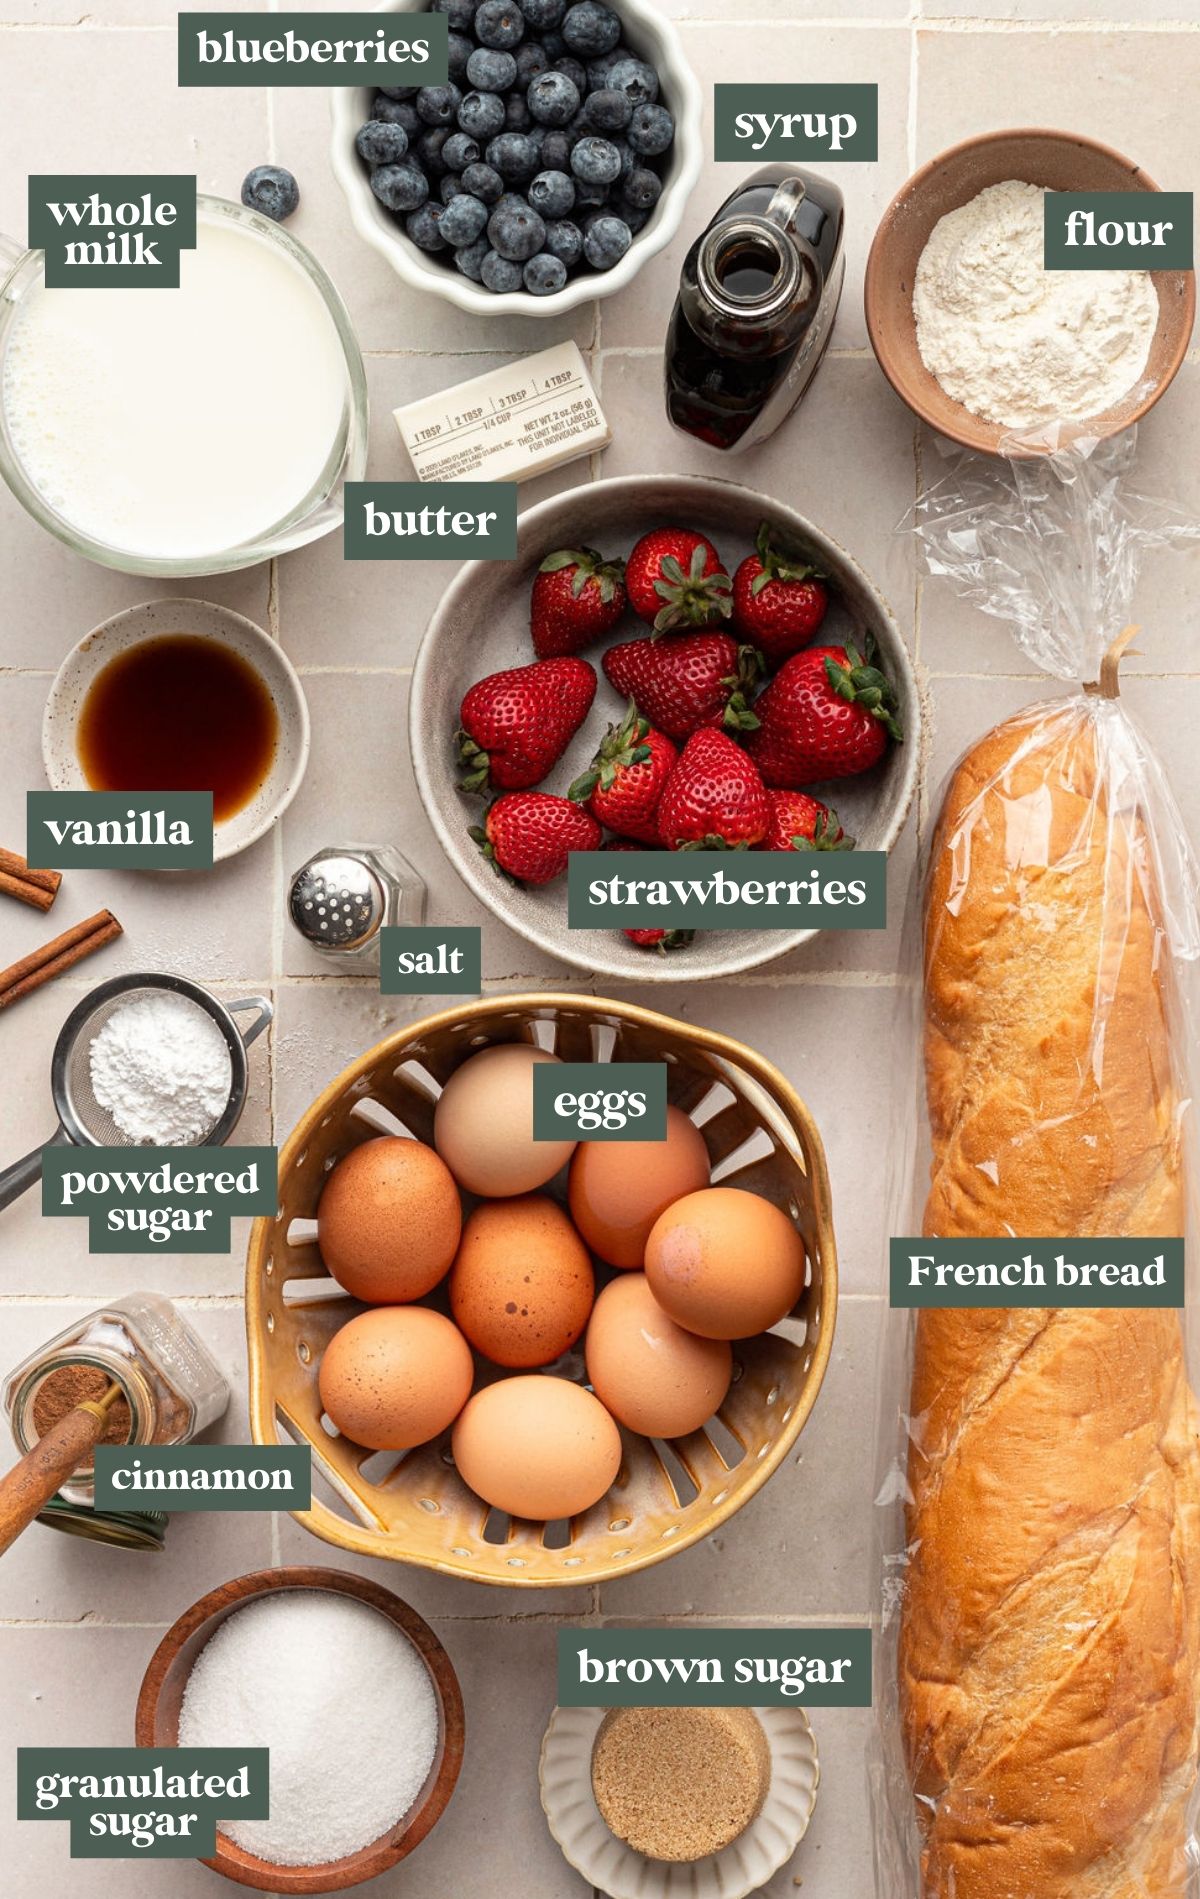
[{"left": 330, "top": 0, "right": 702, "bottom": 312}]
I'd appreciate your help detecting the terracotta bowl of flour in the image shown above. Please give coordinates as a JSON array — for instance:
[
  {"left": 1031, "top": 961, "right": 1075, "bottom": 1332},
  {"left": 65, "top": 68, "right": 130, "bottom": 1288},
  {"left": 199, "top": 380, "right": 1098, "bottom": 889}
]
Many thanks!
[{"left": 865, "top": 128, "right": 1195, "bottom": 455}]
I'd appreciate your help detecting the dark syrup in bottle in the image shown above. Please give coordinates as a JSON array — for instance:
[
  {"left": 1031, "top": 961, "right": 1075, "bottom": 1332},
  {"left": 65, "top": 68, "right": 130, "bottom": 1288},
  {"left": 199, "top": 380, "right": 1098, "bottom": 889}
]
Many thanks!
[{"left": 665, "top": 166, "right": 846, "bottom": 453}]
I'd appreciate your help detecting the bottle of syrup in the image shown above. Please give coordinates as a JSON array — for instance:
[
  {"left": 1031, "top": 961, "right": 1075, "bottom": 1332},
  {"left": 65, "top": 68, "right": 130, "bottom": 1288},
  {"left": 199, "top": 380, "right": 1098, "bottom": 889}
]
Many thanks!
[{"left": 665, "top": 166, "right": 845, "bottom": 454}]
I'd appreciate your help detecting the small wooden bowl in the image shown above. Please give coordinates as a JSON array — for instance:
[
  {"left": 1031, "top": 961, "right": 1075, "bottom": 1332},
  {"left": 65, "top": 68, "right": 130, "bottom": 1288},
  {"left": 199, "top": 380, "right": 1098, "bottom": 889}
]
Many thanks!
[
  {"left": 135, "top": 1567, "right": 465, "bottom": 1892},
  {"left": 865, "top": 128, "right": 1195, "bottom": 454}
]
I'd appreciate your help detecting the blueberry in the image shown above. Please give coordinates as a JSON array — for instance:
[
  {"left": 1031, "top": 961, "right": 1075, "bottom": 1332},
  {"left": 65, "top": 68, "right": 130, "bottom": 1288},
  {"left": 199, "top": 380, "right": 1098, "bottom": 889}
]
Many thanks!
[
  {"left": 455, "top": 236, "right": 491, "bottom": 281},
  {"left": 481, "top": 249, "right": 523, "bottom": 292},
  {"left": 528, "top": 168, "right": 575, "bottom": 217},
  {"left": 570, "top": 135, "right": 621, "bottom": 185},
  {"left": 583, "top": 212, "right": 631, "bottom": 269},
  {"left": 614, "top": 137, "right": 636, "bottom": 179},
  {"left": 541, "top": 29, "right": 566, "bottom": 59},
  {"left": 370, "top": 162, "right": 429, "bottom": 213},
  {"left": 457, "top": 89, "right": 507, "bottom": 140},
  {"left": 417, "top": 83, "right": 463, "bottom": 126},
  {"left": 373, "top": 94, "right": 420, "bottom": 134},
  {"left": 524, "top": 251, "right": 568, "bottom": 295},
  {"left": 446, "top": 31, "right": 473, "bottom": 80},
  {"left": 514, "top": 41, "right": 549, "bottom": 89},
  {"left": 521, "top": 0, "right": 565, "bottom": 22},
  {"left": 431, "top": 0, "right": 476, "bottom": 25},
  {"left": 554, "top": 55, "right": 588, "bottom": 94},
  {"left": 572, "top": 176, "right": 611, "bottom": 208},
  {"left": 440, "top": 192, "right": 491, "bottom": 247},
  {"left": 442, "top": 130, "right": 481, "bottom": 171},
  {"left": 505, "top": 91, "right": 533, "bottom": 131},
  {"left": 623, "top": 204, "right": 650, "bottom": 236},
  {"left": 606, "top": 56, "right": 659, "bottom": 105},
  {"left": 407, "top": 202, "right": 448, "bottom": 251},
  {"left": 356, "top": 119, "right": 409, "bottom": 166},
  {"left": 485, "top": 131, "right": 541, "bottom": 181},
  {"left": 487, "top": 198, "right": 547, "bottom": 260},
  {"left": 539, "top": 129, "right": 572, "bottom": 171},
  {"left": 241, "top": 164, "right": 299, "bottom": 222},
  {"left": 467, "top": 46, "right": 518, "bottom": 91},
  {"left": 440, "top": 173, "right": 465, "bottom": 204},
  {"left": 586, "top": 50, "right": 624, "bottom": 91},
  {"left": 461, "top": 160, "right": 505, "bottom": 203},
  {"left": 622, "top": 166, "right": 662, "bottom": 211},
  {"left": 475, "top": 0, "right": 525, "bottom": 49},
  {"left": 417, "top": 126, "right": 454, "bottom": 174},
  {"left": 528, "top": 69, "right": 580, "bottom": 125},
  {"left": 584, "top": 87, "right": 632, "bottom": 133},
  {"left": 377, "top": 83, "right": 418, "bottom": 102},
  {"left": 628, "top": 102, "right": 674, "bottom": 156},
  {"left": 543, "top": 217, "right": 583, "bottom": 267},
  {"left": 561, "top": 1, "right": 620, "bottom": 56}
]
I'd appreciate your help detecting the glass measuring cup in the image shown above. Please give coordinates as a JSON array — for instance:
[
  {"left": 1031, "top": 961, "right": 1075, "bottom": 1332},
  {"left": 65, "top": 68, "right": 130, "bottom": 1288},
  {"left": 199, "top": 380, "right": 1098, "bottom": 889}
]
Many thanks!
[
  {"left": 0, "top": 971, "right": 272, "bottom": 1211},
  {"left": 0, "top": 195, "right": 368, "bottom": 577}
]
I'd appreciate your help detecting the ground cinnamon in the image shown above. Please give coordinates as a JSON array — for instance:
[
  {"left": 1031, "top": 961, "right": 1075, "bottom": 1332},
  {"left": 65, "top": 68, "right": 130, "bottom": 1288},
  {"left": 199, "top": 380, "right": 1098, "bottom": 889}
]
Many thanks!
[{"left": 32, "top": 1365, "right": 132, "bottom": 1445}]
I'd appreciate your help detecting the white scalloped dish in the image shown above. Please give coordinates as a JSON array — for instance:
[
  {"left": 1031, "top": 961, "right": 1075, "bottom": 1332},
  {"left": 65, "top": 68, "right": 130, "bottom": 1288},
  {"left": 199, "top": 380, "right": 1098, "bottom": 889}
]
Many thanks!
[{"left": 539, "top": 1704, "right": 820, "bottom": 1899}]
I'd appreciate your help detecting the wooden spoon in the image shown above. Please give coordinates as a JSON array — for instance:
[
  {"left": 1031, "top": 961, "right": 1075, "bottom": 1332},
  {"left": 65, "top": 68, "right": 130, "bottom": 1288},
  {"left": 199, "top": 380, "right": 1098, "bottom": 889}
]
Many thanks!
[{"left": 0, "top": 1381, "right": 124, "bottom": 1556}]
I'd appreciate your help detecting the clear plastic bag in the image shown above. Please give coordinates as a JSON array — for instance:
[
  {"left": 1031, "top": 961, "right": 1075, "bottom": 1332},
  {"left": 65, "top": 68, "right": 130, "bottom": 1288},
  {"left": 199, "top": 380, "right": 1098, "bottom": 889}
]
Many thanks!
[{"left": 871, "top": 432, "right": 1200, "bottom": 1899}]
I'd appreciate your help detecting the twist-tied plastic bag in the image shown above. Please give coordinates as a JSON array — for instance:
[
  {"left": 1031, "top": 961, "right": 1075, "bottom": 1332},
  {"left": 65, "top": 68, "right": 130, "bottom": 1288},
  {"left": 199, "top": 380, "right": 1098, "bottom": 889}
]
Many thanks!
[{"left": 871, "top": 429, "right": 1200, "bottom": 1899}]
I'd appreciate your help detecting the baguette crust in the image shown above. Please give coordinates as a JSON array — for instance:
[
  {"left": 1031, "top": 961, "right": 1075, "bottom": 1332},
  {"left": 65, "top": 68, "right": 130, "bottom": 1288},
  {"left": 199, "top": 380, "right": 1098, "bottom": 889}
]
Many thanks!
[{"left": 901, "top": 704, "right": 1200, "bottom": 1898}]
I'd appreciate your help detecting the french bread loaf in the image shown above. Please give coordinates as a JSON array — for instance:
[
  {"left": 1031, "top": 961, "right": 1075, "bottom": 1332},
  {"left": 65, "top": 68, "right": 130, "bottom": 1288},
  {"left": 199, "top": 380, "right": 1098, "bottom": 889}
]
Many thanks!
[{"left": 900, "top": 704, "right": 1200, "bottom": 1897}]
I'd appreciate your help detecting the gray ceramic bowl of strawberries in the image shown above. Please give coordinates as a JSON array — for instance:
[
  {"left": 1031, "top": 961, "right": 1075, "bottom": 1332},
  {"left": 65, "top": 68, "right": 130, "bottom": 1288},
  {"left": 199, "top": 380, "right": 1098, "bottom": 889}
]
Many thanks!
[{"left": 409, "top": 473, "right": 920, "bottom": 983}]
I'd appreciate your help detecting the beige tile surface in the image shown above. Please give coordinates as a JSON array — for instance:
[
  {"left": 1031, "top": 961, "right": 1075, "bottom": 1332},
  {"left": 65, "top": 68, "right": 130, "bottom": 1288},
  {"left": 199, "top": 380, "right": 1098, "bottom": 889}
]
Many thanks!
[{"left": 2, "top": 4, "right": 1199, "bottom": 1895}]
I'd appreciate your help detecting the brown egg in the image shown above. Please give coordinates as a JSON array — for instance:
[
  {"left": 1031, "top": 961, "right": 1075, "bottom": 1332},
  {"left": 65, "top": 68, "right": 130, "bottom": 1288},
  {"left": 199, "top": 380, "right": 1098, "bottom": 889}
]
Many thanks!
[
  {"left": 568, "top": 1105, "right": 711, "bottom": 1269},
  {"left": 450, "top": 1195, "right": 594, "bottom": 1368},
  {"left": 586, "top": 1273, "right": 732, "bottom": 1438},
  {"left": 645, "top": 1187, "right": 805, "bottom": 1340},
  {"left": 433, "top": 1043, "right": 576, "bottom": 1197},
  {"left": 318, "top": 1307, "right": 474, "bottom": 1451},
  {"left": 452, "top": 1376, "right": 621, "bottom": 1519},
  {"left": 317, "top": 1136, "right": 462, "bottom": 1304}
]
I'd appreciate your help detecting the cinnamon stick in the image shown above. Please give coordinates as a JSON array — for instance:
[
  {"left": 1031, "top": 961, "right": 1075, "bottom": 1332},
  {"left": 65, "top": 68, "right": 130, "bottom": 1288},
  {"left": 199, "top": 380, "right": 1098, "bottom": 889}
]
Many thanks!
[
  {"left": 0, "top": 909, "right": 123, "bottom": 1010},
  {"left": 0, "top": 849, "right": 62, "bottom": 913}
]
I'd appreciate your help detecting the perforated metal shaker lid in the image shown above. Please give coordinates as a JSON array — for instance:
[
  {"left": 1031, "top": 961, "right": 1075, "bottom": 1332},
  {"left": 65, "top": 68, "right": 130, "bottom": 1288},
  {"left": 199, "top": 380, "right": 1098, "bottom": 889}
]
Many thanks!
[{"left": 287, "top": 850, "right": 386, "bottom": 953}]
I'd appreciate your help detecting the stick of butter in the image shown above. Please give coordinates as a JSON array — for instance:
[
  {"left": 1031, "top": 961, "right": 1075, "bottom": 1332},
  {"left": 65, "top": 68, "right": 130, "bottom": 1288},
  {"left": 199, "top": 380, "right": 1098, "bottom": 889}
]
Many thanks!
[{"left": 393, "top": 341, "right": 611, "bottom": 484}]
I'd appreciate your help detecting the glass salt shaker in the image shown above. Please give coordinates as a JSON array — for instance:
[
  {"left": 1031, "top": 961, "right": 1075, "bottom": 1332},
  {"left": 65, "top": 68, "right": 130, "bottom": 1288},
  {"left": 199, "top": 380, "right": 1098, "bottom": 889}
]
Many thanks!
[{"left": 287, "top": 845, "right": 427, "bottom": 963}]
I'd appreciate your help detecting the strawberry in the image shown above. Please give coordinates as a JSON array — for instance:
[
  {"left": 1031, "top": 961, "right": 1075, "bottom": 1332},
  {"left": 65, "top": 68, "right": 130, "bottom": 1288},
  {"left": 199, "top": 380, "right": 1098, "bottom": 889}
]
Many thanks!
[
  {"left": 569, "top": 700, "right": 676, "bottom": 846},
  {"left": 624, "top": 926, "right": 696, "bottom": 953},
  {"left": 530, "top": 546, "right": 627, "bottom": 658},
  {"left": 757, "top": 790, "right": 854, "bottom": 853},
  {"left": 471, "top": 793, "right": 601, "bottom": 885},
  {"left": 746, "top": 641, "right": 903, "bottom": 787},
  {"left": 458, "top": 658, "right": 596, "bottom": 793},
  {"left": 602, "top": 633, "right": 761, "bottom": 743},
  {"left": 732, "top": 522, "right": 829, "bottom": 668},
  {"left": 656, "top": 728, "right": 770, "bottom": 851},
  {"left": 601, "top": 845, "right": 696, "bottom": 954},
  {"left": 624, "top": 527, "right": 733, "bottom": 634}
]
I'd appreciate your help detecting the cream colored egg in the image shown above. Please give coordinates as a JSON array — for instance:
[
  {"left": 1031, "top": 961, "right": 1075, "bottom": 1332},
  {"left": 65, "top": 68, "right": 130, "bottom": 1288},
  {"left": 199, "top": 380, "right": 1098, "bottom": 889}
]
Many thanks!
[
  {"left": 586, "top": 1273, "right": 732, "bottom": 1438},
  {"left": 434, "top": 1044, "right": 576, "bottom": 1197},
  {"left": 452, "top": 1376, "right": 621, "bottom": 1520}
]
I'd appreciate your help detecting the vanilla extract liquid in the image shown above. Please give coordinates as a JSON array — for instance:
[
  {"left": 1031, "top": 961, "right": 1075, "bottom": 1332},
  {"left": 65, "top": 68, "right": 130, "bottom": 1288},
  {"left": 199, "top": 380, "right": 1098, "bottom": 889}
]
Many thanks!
[{"left": 665, "top": 166, "right": 845, "bottom": 453}]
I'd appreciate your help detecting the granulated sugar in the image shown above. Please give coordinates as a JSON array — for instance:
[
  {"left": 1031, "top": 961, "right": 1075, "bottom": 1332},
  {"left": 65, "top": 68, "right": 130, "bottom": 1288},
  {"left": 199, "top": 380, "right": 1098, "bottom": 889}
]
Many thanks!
[{"left": 177, "top": 1592, "right": 439, "bottom": 1866}]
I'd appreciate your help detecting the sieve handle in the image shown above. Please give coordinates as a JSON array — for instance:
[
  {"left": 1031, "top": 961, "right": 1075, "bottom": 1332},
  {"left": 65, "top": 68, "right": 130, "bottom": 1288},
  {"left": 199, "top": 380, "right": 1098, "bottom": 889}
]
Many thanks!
[
  {"left": 228, "top": 995, "right": 273, "bottom": 1048},
  {"left": 0, "top": 1126, "right": 69, "bottom": 1214}
]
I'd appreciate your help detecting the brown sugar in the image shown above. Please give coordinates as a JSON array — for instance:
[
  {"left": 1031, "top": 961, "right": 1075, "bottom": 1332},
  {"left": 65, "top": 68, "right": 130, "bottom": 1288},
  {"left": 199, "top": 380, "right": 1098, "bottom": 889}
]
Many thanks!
[
  {"left": 591, "top": 1706, "right": 772, "bottom": 1862},
  {"left": 32, "top": 1365, "right": 132, "bottom": 1446}
]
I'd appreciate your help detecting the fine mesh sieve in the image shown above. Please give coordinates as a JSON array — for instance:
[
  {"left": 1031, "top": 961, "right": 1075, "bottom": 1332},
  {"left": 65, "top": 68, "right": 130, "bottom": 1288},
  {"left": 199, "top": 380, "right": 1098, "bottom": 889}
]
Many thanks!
[{"left": 0, "top": 972, "right": 272, "bottom": 1211}]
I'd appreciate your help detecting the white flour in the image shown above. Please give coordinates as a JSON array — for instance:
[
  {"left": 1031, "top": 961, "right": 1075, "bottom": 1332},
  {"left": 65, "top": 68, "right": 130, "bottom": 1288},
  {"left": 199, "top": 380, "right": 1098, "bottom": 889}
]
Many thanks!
[
  {"left": 89, "top": 992, "right": 232, "bottom": 1144},
  {"left": 913, "top": 180, "right": 1159, "bottom": 429}
]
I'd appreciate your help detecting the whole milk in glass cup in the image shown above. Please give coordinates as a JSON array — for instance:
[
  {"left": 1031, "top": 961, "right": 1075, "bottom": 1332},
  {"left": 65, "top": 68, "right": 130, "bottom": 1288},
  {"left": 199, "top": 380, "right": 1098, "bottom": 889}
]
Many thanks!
[{"left": 0, "top": 194, "right": 368, "bottom": 577}]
